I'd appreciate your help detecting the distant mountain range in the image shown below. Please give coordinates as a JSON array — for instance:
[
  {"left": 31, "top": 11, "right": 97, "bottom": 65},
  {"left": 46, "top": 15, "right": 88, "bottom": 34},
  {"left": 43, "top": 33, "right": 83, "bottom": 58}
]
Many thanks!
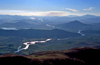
[
  {"left": 0, "top": 21, "right": 34, "bottom": 28},
  {"left": 35, "top": 14, "right": 100, "bottom": 24},
  {"left": 0, "top": 14, "right": 100, "bottom": 24},
  {"left": 0, "top": 14, "right": 100, "bottom": 31}
]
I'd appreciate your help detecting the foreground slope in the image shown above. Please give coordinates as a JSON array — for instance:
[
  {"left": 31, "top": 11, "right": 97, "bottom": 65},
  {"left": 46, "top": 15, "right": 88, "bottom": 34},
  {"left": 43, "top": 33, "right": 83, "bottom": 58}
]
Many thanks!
[{"left": 0, "top": 47, "right": 100, "bottom": 65}]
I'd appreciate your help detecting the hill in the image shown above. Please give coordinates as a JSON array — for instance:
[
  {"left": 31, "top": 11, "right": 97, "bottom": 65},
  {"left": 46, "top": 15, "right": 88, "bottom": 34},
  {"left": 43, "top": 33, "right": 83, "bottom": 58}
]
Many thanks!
[
  {"left": 56, "top": 20, "right": 90, "bottom": 31},
  {"left": 82, "top": 30, "right": 100, "bottom": 36},
  {"left": 0, "top": 21, "right": 34, "bottom": 28},
  {"left": 56, "top": 20, "right": 100, "bottom": 32},
  {"left": 0, "top": 29, "right": 80, "bottom": 38},
  {"left": 0, "top": 47, "right": 100, "bottom": 65},
  {"left": 58, "top": 20, "right": 87, "bottom": 27}
]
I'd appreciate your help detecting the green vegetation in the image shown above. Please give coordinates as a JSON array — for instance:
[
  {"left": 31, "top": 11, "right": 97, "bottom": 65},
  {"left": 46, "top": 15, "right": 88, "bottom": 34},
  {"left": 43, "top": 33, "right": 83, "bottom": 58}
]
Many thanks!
[
  {"left": 0, "top": 34, "right": 100, "bottom": 55},
  {"left": 0, "top": 27, "right": 100, "bottom": 55}
]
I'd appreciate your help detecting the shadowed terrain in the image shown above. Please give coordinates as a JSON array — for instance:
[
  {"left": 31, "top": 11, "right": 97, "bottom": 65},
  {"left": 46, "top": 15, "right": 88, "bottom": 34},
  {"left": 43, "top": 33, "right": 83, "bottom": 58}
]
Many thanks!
[{"left": 0, "top": 47, "right": 100, "bottom": 65}]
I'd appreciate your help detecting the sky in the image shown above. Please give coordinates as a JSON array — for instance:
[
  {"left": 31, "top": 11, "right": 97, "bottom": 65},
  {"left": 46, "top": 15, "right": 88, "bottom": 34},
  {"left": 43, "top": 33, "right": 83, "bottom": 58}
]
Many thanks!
[{"left": 0, "top": 0, "right": 100, "bottom": 16}]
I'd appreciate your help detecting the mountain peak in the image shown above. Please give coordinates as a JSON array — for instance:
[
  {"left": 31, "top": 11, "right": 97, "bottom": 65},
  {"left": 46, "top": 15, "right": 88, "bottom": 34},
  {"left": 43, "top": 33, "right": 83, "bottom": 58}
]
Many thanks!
[
  {"left": 68, "top": 20, "right": 84, "bottom": 24},
  {"left": 57, "top": 20, "right": 88, "bottom": 31}
]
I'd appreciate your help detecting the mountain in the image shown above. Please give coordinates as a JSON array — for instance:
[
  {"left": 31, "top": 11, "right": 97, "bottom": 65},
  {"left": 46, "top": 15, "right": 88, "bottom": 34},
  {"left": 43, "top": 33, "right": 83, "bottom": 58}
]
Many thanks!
[
  {"left": 56, "top": 20, "right": 90, "bottom": 31},
  {"left": 71, "top": 14, "right": 100, "bottom": 24},
  {"left": 59, "top": 20, "right": 87, "bottom": 27},
  {"left": 0, "top": 29, "right": 80, "bottom": 38},
  {"left": 0, "top": 47, "right": 100, "bottom": 65},
  {"left": 80, "top": 17, "right": 100, "bottom": 24},
  {"left": 0, "top": 18, "right": 55, "bottom": 29},
  {"left": 0, "top": 15, "right": 30, "bottom": 24},
  {"left": 76, "top": 14, "right": 97, "bottom": 20},
  {"left": 0, "top": 14, "right": 100, "bottom": 26},
  {"left": 0, "top": 15, "right": 29, "bottom": 20},
  {"left": 0, "top": 14, "right": 100, "bottom": 25},
  {"left": 36, "top": 14, "right": 100, "bottom": 24},
  {"left": 56, "top": 20, "right": 100, "bottom": 32},
  {"left": 65, "top": 14, "right": 100, "bottom": 24},
  {"left": 0, "top": 15, "right": 100, "bottom": 30},
  {"left": 0, "top": 21, "right": 34, "bottom": 29}
]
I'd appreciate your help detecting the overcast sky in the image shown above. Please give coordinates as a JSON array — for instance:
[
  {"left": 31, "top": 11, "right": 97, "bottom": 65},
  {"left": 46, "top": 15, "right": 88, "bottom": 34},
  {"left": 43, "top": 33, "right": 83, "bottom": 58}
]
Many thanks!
[{"left": 0, "top": 0, "right": 100, "bottom": 16}]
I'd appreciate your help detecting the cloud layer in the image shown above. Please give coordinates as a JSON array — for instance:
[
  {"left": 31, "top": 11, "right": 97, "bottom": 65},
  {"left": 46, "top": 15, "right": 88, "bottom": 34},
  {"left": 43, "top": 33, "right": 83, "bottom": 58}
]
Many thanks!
[
  {"left": 0, "top": 9, "right": 97, "bottom": 16},
  {"left": 66, "top": 8, "right": 78, "bottom": 12},
  {"left": 0, "top": 10, "right": 80, "bottom": 16},
  {"left": 84, "top": 7, "right": 93, "bottom": 11}
]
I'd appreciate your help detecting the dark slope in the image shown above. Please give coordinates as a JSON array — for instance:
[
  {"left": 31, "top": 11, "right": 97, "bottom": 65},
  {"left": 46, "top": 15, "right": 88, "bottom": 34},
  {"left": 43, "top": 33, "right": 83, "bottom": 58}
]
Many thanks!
[
  {"left": 82, "top": 30, "right": 100, "bottom": 36},
  {"left": 92, "top": 45, "right": 100, "bottom": 49},
  {"left": 0, "top": 47, "right": 100, "bottom": 65},
  {"left": 0, "top": 29, "right": 80, "bottom": 38}
]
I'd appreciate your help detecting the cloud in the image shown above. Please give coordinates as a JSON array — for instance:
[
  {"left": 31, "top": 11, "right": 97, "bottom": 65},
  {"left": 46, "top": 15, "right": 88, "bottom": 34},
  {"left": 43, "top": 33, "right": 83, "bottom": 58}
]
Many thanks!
[
  {"left": 45, "top": 11, "right": 65, "bottom": 16},
  {"left": 66, "top": 8, "right": 78, "bottom": 12},
  {"left": 30, "top": 17, "right": 35, "bottom": 20},
  {"left": 84, "top": 7, "right": 93, "bottom": 11},
  {"left": 0, "top": 10, "right": 71, "bottom": 16},
  {"left": 0, "top": 9, "right": 88, "bottom": 16}
]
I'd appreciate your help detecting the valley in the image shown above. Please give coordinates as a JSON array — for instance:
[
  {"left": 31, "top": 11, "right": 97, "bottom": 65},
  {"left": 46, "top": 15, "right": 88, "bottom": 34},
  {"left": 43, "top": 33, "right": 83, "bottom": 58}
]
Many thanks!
[
  {"left": 0, "top": 0, "right": 100, "bottom": 65},
  {"left": 0, "top": 15, "right": 100, "bottom": 55}
]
